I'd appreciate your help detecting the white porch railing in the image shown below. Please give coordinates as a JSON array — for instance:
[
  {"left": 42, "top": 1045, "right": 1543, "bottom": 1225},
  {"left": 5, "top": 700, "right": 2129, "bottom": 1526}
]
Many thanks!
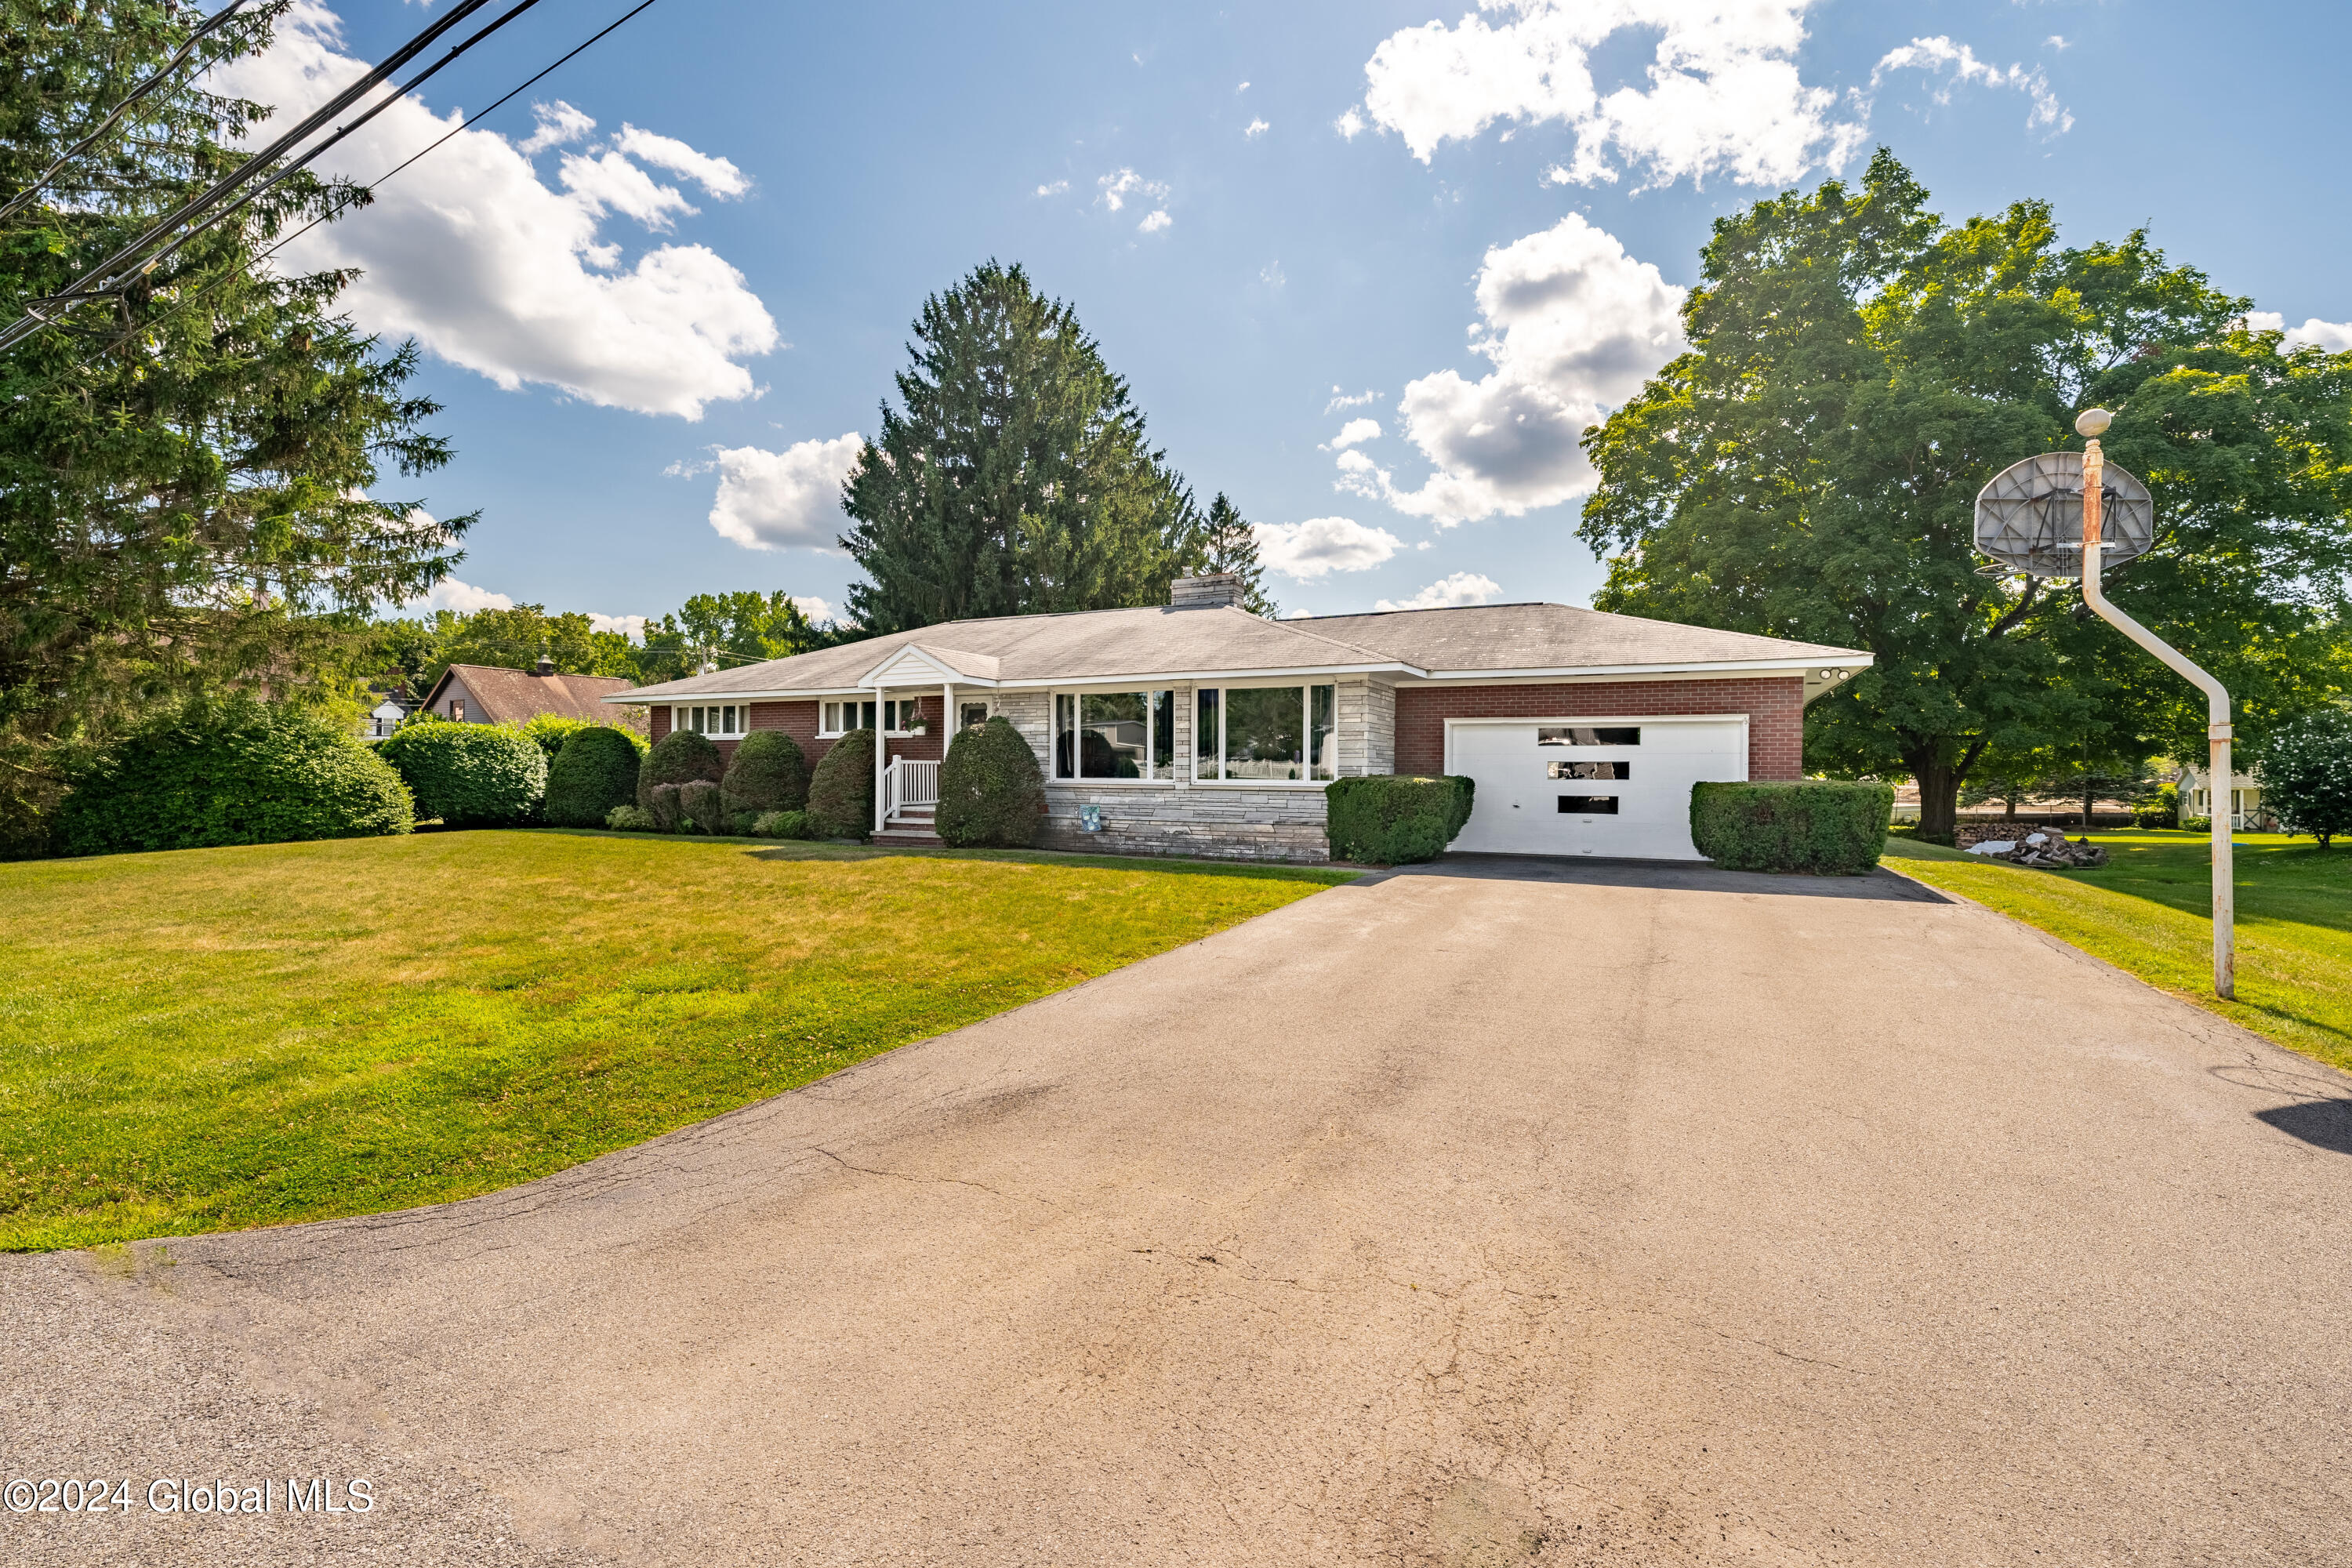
[{"left": 882, "top": 757, "right": 940, "bottom": 821}]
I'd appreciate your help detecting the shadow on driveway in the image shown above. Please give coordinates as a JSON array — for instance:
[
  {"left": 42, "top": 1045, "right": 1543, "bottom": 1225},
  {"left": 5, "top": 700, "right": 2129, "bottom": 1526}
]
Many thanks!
[{"left": 1397, "top": 851, "right": 1952, "bottom": 904}]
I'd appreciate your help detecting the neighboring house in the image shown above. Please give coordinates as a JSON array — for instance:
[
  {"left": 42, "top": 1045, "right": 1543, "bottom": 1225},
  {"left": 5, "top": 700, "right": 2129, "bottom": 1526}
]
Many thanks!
[
  {"left": 606, "top": 574, "right": 1871, "bottom": 862},
  {"left": 422, "top": 659, "right": 648, "bottom": 733},
  {"left": 2176, "top": 760, "right": 2268, "bottom": 829},
  {"left": 363, "top": 691, "right": 416, "bottom": 740}
]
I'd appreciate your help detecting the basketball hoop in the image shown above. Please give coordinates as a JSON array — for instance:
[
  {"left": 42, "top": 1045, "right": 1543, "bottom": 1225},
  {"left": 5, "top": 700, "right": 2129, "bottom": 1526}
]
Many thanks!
[{"left": 1973, "top": 450, "right": 2154, "bottom": 579}]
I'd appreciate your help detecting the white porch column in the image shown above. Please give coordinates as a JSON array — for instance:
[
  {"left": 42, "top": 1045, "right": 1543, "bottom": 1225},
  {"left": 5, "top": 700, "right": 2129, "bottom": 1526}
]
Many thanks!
[
  {"left": 872, "top": 682, "right": 886, "bottom": 833},
  {"left": 942, "top": 681, "right": 954, "bottom": 747}
]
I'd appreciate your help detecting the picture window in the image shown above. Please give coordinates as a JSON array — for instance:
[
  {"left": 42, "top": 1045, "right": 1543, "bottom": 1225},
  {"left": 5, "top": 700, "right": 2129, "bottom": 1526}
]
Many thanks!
[
  {"left": 1054, "top": 690, "right": 1176, "bottom": 779},
  {"left": 1194, "top": 684, "right": 1337, "bottom": 782}
]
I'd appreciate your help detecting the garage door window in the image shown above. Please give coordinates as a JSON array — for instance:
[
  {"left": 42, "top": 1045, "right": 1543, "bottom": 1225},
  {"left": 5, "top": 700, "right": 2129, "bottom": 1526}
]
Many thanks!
[
  {"left": 1538, "top": 727, "right": 1639, "bottom": 746},
  {"left": 1548, "top": 760, "right": 1628, "bottom": 780},
  {"left": 1558, "top": 796, "right": 1620, "bottom": 814}
]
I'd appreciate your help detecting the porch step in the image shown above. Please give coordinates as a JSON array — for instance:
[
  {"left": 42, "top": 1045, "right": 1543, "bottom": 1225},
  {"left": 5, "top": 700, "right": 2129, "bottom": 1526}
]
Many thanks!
[{"left": 874, "top": 824, "right": 944, "bottom": 846}]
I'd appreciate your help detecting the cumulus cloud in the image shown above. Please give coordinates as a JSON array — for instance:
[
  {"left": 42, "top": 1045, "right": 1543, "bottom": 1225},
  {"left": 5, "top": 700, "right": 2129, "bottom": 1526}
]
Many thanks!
[
  {"left": 1352, "top": 0, "right": 1866, "bottom": 187},
  {"left": 790, "top": 596, "right": 837, "bottom": 622},
  {"left": 1036, "top": 179, "right": 1069, "bottom": 196},
  {"left": 1873, "top": 35, "right": 2071, "bottom": 135},
  {"left": 1358, "top": 212, "right": 1682, "bottom": 526},
  {"left": 706, "top": 433, "right": 866, "bottom": 550},
  {"left": 1254, "top": 516, "right": 1404, "bottom": 579},
  {"left": 1376, "top": 572, "right": 1501, "bottom": 611},
  {"left": 589, "top": 612, "right": 648, "bottom": 637},
  {"left": 1098, "top": 168, "right": 1169, "bottom": 212},
  {"left": 1245, "top": 117, "right": 1271, "bottom": 137},
  {"left": 1138, "top": 209, "right": 1173, "bottom": 234},
  {"left": 1327, "top": 387, "right": 1380, "bottom": 412},
  {"left": 2245, "top": 311, "right": 2352, "bottom": 353},
  {"left": 1327, "top": 417, "right": 1382, "bottom": 450},
  {"left": 1334, "top": 106, "right": 1367, "bottom": 139},
  {"left": 424, "top": 576, "right": 515, "bottom": 613},
  {"left": 217, "top": 4, "right": 777, "bottom": 419},
  {"left": 613, "top": 124, "right": 750, "bottom": 197}
]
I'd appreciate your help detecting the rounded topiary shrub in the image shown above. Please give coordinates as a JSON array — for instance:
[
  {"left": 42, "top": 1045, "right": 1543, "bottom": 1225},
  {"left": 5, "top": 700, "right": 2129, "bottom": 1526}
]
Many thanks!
[
  {"left": 935, "top": 717, "right": 1044, "bottom": 848},
  {"left": 637, "top": 727, "right": 725, "bottom": 811},
  {"left": 545, "top": 726, "right": 644, "bottom": 827},
  {"left": 60, "top": 697, "right": 414, "bottom": 856},
  {"left": 378, "top": 720, "right": 548, "bottom": 828},
  {"left": 1689, "top": 781, "right": 1895, "bottom": 876},
  {"left": 1323, "top": 775, "right": 1474, "bottom": 866},
  {"left": 677, "top": 779, "right": 728, "bottom": 834},
  {"left": 646, "top": 782, "right": 686, "bottom": 833},
  {"left": 805, "top": 728, "right": 875, "bottom": 840},
  {"left": 721, "top": 729, "right": 809, "bottom": 818}
]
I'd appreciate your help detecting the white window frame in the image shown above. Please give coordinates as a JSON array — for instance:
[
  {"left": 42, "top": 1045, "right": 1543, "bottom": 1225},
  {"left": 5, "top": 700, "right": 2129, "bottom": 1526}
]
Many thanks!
[
  {"left": 1193, "top": 682, "right": 1338, "bottom": 787},
  {"left": 671, "top": 702, "right": 749, "bottom": 739},
  {"left": 1051, "top": 688, "right": 1178, "bottom": 784},
  {"left": 817, "top": 697, "right": 922, "bottom": 738}
]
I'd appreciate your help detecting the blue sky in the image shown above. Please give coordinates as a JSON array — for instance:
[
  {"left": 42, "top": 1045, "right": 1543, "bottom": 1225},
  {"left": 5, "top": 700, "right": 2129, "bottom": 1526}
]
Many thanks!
[{"left": 236, "top": 2, "right": 2352, "bottom": 633}]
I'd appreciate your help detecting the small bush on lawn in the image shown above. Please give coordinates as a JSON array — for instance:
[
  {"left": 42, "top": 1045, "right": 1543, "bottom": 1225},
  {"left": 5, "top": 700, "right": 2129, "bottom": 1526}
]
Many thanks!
[
  {"left": 379, "top": 721, "right": 547, "bottom": 827},
  {"left": 806, "top": 728, "right": 875, "bottom": 840},
  {"left": 2256, "top": 708, "right": 2352, "bottom": 848},
  {"left": 60, "top": 696, "right": 413, "bottom": 856},
  {"left": 1324, "top": 775, "right": 1475, "bottom": 866},
  {"left": 637, "top": 728, "right": 724, "bottom": 811},
  {"left": 678, "top": 779, "right": 728, "bottom": 833},
  {"left": 721, "top": 729, "right": 809, "bottom": 817},
  {"left": 936, "top": 717, "right": 1044, "bottom": 848},
  {"left": 2132, "top": 782, "right": 2180, "bottom": 829},
  {"left": 2180, "top": 815, "right": 2213, "bottom": 833},
  {"left": 1689, "top": 781, "right": 1893, "bottom": 875},
  {"left": 605, "top": 804, "right": 656, "bottom": 831},
  {"left": 544, "top": 726, "right": 644, "bottom": 827},
  {"left": 753, "top": 808, "right": 815, "bottom": 840}
]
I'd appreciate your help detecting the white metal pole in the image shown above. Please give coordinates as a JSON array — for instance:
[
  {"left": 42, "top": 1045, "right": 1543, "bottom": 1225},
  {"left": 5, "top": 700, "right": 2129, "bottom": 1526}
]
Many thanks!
[
  {"left": 872, "top": 684, "right": 886, "bottom": 836},
  {"left": 2078, "top": 416, "right": 2234, "bottom": 999}
]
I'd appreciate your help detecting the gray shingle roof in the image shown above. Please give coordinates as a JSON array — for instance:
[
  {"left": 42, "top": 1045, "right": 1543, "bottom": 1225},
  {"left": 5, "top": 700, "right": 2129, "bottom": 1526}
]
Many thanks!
[{"left": 607, "top": 601, "right": 1867, "bottom": 703}]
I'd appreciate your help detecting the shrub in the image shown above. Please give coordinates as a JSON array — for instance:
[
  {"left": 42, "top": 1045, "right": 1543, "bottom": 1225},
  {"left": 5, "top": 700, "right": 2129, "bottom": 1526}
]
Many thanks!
[
  {"left": 544, "top": 726, "right": 644, "bottom": 827},
  {"left": 721, "top": 729, "right": 809, "bottom": 817},
  {"left": 379, "top": 722, "right": 547, "bottom": 827},
  {"left": 646, "top": 782, "right": 686, "bottom": 832},
  {"left": 806, "top": 728, "right": 875, "bottom": 840},
  {"left": 2255, "top": 708, "right": 2352, "bottom": 848},
  {"left": 637, "top": 727, "right": 725, "bottom": 810},
  {"left": 1689, "top": 781, "right": 1894, "bottom": 875},
  {"left": 2180, "top": 815, "right": 2213, "bottom": 834},
  {"left": 935, "top": 717, "right": 1044, "bottom": 848},
  {"left": 678, "top": 779, "right": 728, "bottom": 834},
  {"left": 517, "top": 713, "right": 591, "bottom": 757},
  {"left": 1323, "top": 775, "right": 1475, "bottom": 866},
  {"left": 605, "top": 804, "right": 655, "bottom": 831},
  {"left": 2132, "top": 782, "right": 2180, "bottom": 830},
  {"left": 753, "top": 808, "right": 815, "bottom": 840},
  {"left": 60, "top": 696, "right": 413, "bottom": 857}
]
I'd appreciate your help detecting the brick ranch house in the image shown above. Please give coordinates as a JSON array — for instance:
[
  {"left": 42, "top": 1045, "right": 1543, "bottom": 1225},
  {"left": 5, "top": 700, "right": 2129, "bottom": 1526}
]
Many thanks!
[{"left": 607, "top": 574, "right": 1870, "bottom": 862}]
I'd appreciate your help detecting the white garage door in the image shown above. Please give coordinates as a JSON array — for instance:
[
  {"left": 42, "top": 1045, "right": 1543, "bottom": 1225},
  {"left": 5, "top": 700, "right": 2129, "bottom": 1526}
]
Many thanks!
[{"left": 1447, "top": 717, "right": 1748, "bottom": 860}]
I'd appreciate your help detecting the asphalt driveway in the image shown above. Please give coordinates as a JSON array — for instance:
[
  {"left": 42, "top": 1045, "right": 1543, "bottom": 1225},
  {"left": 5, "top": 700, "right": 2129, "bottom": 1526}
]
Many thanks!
[{"left": 9, "top": 856, "right": 2351, "bottom": 1566}]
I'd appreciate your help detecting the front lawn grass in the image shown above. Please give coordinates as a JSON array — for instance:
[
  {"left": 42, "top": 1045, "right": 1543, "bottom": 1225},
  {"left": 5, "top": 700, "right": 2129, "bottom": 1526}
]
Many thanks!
[
  {"left": 0, "top": 830, "right": 1353, "bottom": 1251},
  {"left": 1883, "top": 830, "right": 2352, "bottom": 1073}
]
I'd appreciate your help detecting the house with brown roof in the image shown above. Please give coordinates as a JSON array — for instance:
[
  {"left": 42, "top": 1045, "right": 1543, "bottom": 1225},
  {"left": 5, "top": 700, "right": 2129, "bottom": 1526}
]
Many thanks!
[
  {"left": 608, "top": 574, "right": 1869, "bottom": 863},
  {"left": 421, "top": 659, "right": 648, "bottom": 734}
]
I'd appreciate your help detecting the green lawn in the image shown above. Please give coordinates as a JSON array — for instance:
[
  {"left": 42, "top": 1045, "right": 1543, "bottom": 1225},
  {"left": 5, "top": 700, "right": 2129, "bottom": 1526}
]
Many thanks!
[
  {"left": 0, "top": 830, "right": 1353, "bottom": 1252},
  {"left": 1883, "top": 830, "right": 2352, "bottom": 1073}
]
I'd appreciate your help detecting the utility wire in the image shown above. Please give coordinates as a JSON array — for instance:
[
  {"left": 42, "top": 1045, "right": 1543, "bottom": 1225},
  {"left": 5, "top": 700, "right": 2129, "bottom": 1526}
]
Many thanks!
[
  {"left": 0, "top": 0, "right": 506, "bottom": 353},
  {"left": 0, "top": 0, "right": 251, "bottom": 226}
]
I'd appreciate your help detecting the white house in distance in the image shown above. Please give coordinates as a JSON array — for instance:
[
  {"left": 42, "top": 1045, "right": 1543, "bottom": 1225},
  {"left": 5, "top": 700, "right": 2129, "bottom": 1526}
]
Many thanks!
[
  {"left": 2176, "top": 760, "right": 2267, "bottom": 829},
  {"left": 608, "top": 574, "right": 1871, "bottom": 863}
]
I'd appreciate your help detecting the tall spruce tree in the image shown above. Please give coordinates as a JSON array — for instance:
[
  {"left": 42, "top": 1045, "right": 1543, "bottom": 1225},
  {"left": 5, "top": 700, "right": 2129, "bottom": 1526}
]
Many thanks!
[
  {"left": 1200, "top": 492, "right": 1276, "bottom": 616},
  {"left": 0, "top": 1, "right": 465, "bottom": 853},
  {"left": 840, "top": 262, "right": 1207, "bottom": 632}
]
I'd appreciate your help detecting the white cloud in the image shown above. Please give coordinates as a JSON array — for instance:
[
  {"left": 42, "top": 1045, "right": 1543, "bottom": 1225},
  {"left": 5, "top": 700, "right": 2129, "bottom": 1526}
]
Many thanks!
[
  {"left": 1874, "top": 35, "right": 2071, "bottom": 135},
  {"left": 518, "top": 100, "right": 594, "bottom": 154},
  {"left": 1138, "top": 209, "right": 1173, "bottom": 234},
  {"left": 1366, "top": 212, "right": 1683, "bottom": 525},
  {"left": 424, "top": 576, "right": 515, "bottom": 613},
  {"left": 1245, "top": 117, "right": 1271, "bottom": 138},
  {"left": 1036, "top": 179, "right": 1069, "bottom": 196},
  {"left": 1334, "top": 106, "right": 1367, "bottom": 139},
  {"left": 614, "top": 124, "right": 749, "bottom": 198},
  {"left": 1261, "top": 260, "right": 1287, "bottom": 287},
  {"left": 1376, "top": 572, "right": 1501, "bottom": 611},
  {"left": 790, "top": 595, "right": 837, "bottom": 622},
  {"left": 1327, "top": 417, "right": 1382, "bottom": 450},
  {"left": 1353, "top": 0, "right": 1866, "bottom": 187},
  {"left": 1327, "top": 387, "right": 1380, "bottom": 412},
  {"left": 706, "top": 433, "right": 866, "bottom": 550},
  {"left": 2244, "top": 311, "right": 2352, "bottom": 353},
  {"left": 217, "top": 4, "right": 777, "bottom": 419},
  {"left": 1238, "top": 80, "right": 1251, "bottom": 92},
  {"left": 1098, "top": 168, "right": 1168, "bottom": 212},
  {"left": 1254, "top": 516, "right": 1404, "bottom": 579},
  {"left": 588, "top": 612, "right": 648, "bottom": 637},
  {"left": 2046, "top": 34, "right": 2070, "bottom": 51}
]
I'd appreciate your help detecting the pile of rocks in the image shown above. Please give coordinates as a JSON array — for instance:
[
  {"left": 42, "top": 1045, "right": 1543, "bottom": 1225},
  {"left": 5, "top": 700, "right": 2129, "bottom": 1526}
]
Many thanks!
[{"left": 1962, "top": 829, "right": 2109, "bottom": 869}]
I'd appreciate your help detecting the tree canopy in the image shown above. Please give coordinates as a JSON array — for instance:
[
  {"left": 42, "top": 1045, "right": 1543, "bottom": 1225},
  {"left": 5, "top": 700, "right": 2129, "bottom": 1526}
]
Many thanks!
[
  {"left": 1578, "top": 150, "right": 2352, "bottom": 839},
  {"left": 1200, "top": 492, "right": 1276, "bottom": 616},
  {"left": 840, "top": 261, "right": 1214, "bottom": 633},
  {"left": 0, "top": 1, "right": 464, "bottom": 853}
]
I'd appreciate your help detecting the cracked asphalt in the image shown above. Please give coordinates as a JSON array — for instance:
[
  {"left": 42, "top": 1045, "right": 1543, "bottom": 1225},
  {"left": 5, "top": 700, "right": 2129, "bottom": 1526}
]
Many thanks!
[{"left": 9, "top": 855, "right": 2352, "bottom": 1566}]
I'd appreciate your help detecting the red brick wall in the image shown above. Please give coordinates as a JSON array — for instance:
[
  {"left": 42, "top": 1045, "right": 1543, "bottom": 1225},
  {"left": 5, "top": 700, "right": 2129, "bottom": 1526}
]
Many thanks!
[
  {"left": 649, "top": 696, "right": 947, "bottom": 766},
  {"left": 1393, "top": 677, "right": 1806, "bottom": 781}
]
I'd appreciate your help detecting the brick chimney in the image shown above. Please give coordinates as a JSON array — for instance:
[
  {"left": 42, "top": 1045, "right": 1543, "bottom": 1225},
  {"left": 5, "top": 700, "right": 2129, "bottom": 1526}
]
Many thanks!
[{"left": 1170, "top": 573, "right": 1245, "bottom": 609}]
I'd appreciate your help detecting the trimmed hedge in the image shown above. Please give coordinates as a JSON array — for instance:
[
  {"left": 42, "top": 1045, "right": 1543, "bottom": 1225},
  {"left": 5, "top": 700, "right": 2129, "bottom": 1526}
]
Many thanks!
[
  {"left": 721, "top": 729, "right": 809, "bottom": 817},
  {"left": 935, "top": 717, "right": 1044, "bottom": 848},
  {"left": 379, "top": 721, "right": 548, "bottom": 827},
  {"left": 1689, "top": 781, "right": 1894, "bottom": 875},
  {"left": 543, "top": 726, "right": 643, "bottom": 827},
  {"left": 518, "top": 713, "right": 591, "bottom": 757},
  {"left": 1324, "top": 775, "right": 1475, "bottom": 866},
  {"left": 806, "top": 728, "right": 875, "bottom": 840},
  {"left": 637, "top": 727, "right": 724, "bottom": 811},
  {"left": 753, "top": 808, "right": 815, "bottom": 840},
  {"left": 60, "top": 697, "right": 413, "bottom": 856}
]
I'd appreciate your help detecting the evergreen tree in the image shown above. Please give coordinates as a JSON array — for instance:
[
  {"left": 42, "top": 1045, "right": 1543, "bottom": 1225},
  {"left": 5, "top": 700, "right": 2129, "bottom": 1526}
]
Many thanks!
[
  {"left": 1200, "top": 492, "right": 1276, "bottom": 616},
  {"left": 0, "top": 1, "right": 465, "bottom": 853},
  {"left": 840, "top": 261, "right": 1206, "bottom": 633}
]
